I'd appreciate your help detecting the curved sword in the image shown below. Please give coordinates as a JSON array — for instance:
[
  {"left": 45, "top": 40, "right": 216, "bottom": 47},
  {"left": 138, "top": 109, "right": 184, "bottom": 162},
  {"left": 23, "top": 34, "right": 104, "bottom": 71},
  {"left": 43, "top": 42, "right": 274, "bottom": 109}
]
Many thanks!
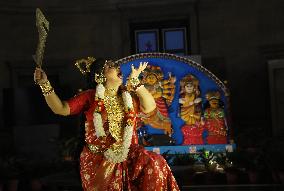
[{"left": 33, "top": 8, "right": 49, "bottom": 68}]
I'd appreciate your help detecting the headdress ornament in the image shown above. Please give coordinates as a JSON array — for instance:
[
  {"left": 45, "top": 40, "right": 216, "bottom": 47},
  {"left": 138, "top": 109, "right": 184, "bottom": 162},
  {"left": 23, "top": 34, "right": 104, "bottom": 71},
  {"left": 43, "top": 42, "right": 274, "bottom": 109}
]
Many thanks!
[
  {"left": 75, "top": 57, "right": 114, "bottom": 84},
  {"left": 206, "top": 91, "right": 221, "bottom": 100},
  {"left": 181, "top": 74, "right": 199, "bottom": 87},
  {"left": 141, "top": 65, "right": 163, "bottom": 83},
  {"left": 93, "top": 59, "right": 117, "bottom": 84},
  {"left": 75, "top": 56, "right": 96, "bottom": 75}
]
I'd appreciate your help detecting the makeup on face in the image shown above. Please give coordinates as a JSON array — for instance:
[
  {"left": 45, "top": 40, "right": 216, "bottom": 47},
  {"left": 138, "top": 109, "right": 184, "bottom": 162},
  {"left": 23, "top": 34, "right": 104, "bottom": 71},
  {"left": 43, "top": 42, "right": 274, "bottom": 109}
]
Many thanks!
[{"left": 104, "top": 62, "right": 123, "bottom": 81}]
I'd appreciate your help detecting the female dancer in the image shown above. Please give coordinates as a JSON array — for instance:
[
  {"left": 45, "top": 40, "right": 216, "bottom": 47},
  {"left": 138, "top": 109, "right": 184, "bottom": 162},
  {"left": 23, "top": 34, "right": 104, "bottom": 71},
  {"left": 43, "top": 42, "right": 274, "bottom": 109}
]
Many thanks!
[{"left": 34, "top": 58, "right": 179, "bottom": 191}]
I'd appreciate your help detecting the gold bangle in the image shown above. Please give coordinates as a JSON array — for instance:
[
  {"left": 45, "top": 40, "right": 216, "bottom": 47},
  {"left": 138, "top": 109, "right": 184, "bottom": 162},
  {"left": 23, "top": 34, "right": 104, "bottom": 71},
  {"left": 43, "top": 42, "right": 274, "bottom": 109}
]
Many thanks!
[
  {"left": 43, "top": 88, "right": 55, "bottom": 96},
  {"left": 39, "top": 80, "right": 54, "bottom": 96},
  {"left": 129, "top": 77, "right": 140, "bottom": 87}
]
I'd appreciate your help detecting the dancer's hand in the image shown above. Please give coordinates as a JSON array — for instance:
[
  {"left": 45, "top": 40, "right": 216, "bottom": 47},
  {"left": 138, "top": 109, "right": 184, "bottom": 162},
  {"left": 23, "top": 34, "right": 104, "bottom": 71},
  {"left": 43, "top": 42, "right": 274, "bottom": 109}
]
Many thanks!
[
  {"left": 130, "top": 62, "right": 148, "bottom": 79},
  {"left": 34, "top": 67, "right": 48, "bottom": 84}
]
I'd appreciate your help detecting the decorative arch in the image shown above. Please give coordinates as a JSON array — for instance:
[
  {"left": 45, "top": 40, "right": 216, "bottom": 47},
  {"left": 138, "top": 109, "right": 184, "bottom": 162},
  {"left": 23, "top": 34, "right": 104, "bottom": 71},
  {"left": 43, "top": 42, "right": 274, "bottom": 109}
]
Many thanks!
[{"left": 115, "top": 53, "right": 231, "bottom": 145}]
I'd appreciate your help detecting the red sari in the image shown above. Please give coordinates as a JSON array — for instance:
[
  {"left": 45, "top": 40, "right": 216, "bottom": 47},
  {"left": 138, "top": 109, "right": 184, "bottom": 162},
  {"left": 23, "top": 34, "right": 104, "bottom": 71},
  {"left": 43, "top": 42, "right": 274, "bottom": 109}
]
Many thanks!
[{"left": 67, "top": 89, "right": 180, "bottom": 191}]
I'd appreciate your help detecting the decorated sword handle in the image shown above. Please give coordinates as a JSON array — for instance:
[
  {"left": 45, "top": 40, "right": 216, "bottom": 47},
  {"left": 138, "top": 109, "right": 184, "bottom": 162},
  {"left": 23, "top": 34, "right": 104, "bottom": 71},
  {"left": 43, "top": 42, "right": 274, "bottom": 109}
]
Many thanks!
[{"left": 33, "top": 8, "right": 49, "bottom": 68}]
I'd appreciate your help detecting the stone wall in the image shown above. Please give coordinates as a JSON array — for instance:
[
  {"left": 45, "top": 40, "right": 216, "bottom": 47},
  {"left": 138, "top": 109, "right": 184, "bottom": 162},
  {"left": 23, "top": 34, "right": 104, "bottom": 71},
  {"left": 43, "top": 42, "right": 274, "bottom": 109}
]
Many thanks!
[{"left": 198, "top": 0, "right": 284, "bottom": 142}]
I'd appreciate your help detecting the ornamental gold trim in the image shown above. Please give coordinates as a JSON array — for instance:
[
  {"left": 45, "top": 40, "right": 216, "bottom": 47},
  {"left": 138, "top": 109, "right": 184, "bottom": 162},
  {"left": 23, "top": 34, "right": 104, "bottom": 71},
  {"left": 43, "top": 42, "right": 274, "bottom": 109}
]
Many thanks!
[{"left": 113, "top": 53, "right": 229, "bottom": 97}]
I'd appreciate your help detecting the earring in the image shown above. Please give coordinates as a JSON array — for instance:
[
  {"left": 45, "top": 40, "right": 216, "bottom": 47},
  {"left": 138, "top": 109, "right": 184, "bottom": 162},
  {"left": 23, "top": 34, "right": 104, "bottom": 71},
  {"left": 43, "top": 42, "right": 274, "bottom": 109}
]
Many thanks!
[{"left": 94, "top": 72, "right": 106, "bottom": 84}]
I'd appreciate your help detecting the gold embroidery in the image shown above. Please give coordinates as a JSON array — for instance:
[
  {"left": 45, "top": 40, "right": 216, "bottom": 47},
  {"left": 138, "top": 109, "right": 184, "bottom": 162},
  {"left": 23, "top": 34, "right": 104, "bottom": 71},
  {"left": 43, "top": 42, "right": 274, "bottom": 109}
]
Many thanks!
[
  {"left": 85, "top": 122, "right": 89, "bottom": 131},
  {"left": 103, "top": 162, "right": 116, "bottom": 179},
  {"left": 87, "top": 144, "right": 102, "bottom": 153},
  {"left": 109, "top": 142, "right": 123, "bottom": 155},
  {"left": 84, "top": 174, "right": 90, "bottom": 180},
  {"left": 114, "top": 183, "right": 120, "bottom": 189}
]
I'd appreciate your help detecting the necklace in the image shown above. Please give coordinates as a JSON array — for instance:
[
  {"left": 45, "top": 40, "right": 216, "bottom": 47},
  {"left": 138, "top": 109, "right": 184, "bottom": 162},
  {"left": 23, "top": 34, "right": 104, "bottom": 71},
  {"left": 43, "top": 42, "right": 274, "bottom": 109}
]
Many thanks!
[
  {"left": 105, "top": 87, "right": 117, "bottom": 96},
  {"left": 92, "top": 84, "right": 136, "bottom": 163},
  {"left": 104, "top": 92, "right": 124, "bottom": 142}
]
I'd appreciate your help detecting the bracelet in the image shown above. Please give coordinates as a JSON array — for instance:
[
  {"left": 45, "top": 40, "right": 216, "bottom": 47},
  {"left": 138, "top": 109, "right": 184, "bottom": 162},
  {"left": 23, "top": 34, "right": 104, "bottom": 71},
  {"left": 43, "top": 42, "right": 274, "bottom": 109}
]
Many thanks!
[
  {"left": 129, "top": 77, "right": 140, "bottom": 87},
  {"left": 126, "top": 77, "right": 142, "bottom": 92},
  {"left": 39, "top": 80, "right": 54, "bottom": 96}
]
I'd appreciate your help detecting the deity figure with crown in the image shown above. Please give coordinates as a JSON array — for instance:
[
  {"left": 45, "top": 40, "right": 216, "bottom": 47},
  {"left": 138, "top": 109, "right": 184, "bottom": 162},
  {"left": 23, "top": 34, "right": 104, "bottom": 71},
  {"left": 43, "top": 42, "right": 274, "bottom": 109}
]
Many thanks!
[
  {"left": 139, "top": 65, "right": 175, "bottom": 135},
  {"left": 203, "top": 91, "right": 228, "bottom": 144},
  {"left": 179, "top": 74, "right": 204, "bottom": 145}
]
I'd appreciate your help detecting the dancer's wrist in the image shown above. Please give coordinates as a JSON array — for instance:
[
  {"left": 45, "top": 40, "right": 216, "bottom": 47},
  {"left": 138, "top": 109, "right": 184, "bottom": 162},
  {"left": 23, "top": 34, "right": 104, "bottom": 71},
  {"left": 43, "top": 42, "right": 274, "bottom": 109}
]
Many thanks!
[
  {"left": 39, "top": 80, "right": 54, "bottom": 96},
  {"left": 128, "top": 77, "right": 140, "bottom": 87}
]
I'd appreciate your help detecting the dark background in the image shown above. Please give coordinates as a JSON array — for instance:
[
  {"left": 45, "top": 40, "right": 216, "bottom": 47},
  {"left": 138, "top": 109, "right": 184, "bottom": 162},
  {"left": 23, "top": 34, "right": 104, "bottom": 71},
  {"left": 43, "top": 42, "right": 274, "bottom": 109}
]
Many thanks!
[
  {"left": 0, "top": 0, "right": 284, "bottom": 189},
  {"left": 0, "top": 0, "right": 283, "bottom": 147}
]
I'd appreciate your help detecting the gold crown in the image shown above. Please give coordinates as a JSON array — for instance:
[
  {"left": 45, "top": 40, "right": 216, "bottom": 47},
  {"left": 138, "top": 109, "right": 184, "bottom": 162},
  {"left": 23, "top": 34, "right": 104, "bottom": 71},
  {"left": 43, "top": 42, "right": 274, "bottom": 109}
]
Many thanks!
[
  {"left": 75, "top": 56, "right": 96, "bottom": 75},
  {"left": 180, "top": 74, "right": 199, "bottom": 87},
  {"left": 141, "top": 65, "right": 164, "bottom": 83},
  {"left": 205, "top": 91, "right": 221, "bottom": 100}
]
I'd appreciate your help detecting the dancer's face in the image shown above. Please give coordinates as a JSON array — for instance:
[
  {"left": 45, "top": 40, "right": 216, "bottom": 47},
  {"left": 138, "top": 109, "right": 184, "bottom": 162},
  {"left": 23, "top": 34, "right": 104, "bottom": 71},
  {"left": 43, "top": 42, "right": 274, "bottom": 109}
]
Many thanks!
[{"left": 104, "top": 62, "right": 123, "bottom": 85}]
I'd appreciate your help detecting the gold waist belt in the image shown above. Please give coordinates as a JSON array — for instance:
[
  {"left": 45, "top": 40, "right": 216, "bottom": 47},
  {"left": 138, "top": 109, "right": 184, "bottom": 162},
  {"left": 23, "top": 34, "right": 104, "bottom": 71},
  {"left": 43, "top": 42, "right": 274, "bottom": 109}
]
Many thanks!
[{"left": 87, "top": 144, "right": 104, "bottom": 154}]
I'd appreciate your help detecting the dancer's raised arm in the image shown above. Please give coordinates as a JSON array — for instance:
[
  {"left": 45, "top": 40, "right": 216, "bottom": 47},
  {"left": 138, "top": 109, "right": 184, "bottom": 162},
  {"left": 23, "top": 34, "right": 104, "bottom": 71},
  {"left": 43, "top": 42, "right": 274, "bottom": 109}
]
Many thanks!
[
  {"left": 128, "top": 62, "right": 156, "bottom": 114},
  {"left": 34, "top": 67, "right": 70, "bottom": 116}
]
